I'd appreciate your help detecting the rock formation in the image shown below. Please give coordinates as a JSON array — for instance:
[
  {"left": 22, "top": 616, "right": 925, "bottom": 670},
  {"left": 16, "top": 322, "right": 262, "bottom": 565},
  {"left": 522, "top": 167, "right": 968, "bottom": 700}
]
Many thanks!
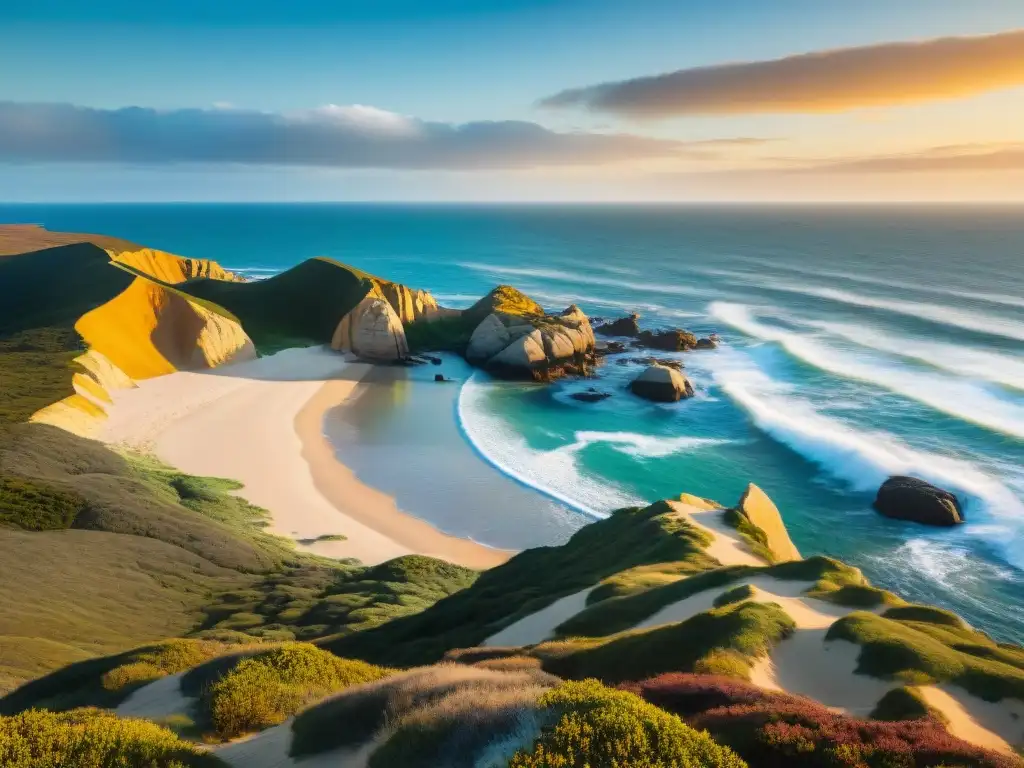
[
  {"left": 637, "top": 328, "right": 699, "bottom": 351},
  {"left": 874, "top": 476, "right": 964, "bottom": 526},
  {"left": 734, "top": 483, "right": 802, "bottom": 562},
  {"left": 595, "top": 313, "right": 641, "bottom": 337},
  {"left": 374, "top": 280, "right": 444, "bottom": 325},
  {"left": 331, "top": 295, "right": 410, "bottom": 361},
  {"left": 460, "top": 291, "right": 598, "bottom": 381},
  {"left": 75, "top": 276, "right": 256, "bottom": 381},
  {"left": 570, "top": 388, "right": 611, "bottom": 403},
  {"left": 629, "top": 364, "right": 694, "bottom": 402},
  {"left": 695, "top": 337, "right": 718, "bottom": 350}
]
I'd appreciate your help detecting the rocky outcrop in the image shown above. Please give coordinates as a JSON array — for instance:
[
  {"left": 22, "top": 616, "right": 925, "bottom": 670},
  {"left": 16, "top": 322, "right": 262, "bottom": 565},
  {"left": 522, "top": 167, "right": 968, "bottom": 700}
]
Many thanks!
[
  {"left": 734, "top": 484, "right": 801, "bottom": 562},
  {"left": 629, "top": 364, "right": 694, "bottom": 402},
  {"left": 874, "top": 477, "right": 964, "bottom": 526},
  {"left": 111, "top": 247, "right": 244, "bottom": 283},
  {"left": 331, "top": 295, "right": 410, "bottom": 361},
  {"left": 637, "top": 328, "right": 698, "bottom": 351},
  {"left": 595, "top": 313, "right": 641, "bottom": 337},
  {"left": 463, "top": 296, "right": 598, "bottom": 381},
  {"left": 466, "top": 314, "right": 512, "bottom": 362},
  {"left": 464, "top": 285, "right": 544, "bottom": 326},
  {"left": 375, "top": 280, "right": 444, "bottom": 325},
  {"left": 75, "top": 276, "right": 256, "bottom": 380},
  {"left": 615, "top": 356, "right": 684, "bottom": 370},
  {"left": 696, "top": 336, "right": 719, "bottom": 350}
]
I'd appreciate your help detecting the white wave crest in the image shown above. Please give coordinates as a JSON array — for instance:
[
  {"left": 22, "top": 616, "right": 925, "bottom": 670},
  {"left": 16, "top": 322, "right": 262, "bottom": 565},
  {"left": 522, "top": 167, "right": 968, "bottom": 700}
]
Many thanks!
[
  {"left": 750, "top": 280, "right": 1024, "bottom": 343},
  {"left": 707, "top": 350, "right": 1024, "bottom": 569},
  {"left": 457, "top": 376, "right": 641, "bottom": 517},
  {"left": 811, "top": 320, "right": 1024, "bottom": 393},
  {"left": 711, "top": 302, "right": 1024, "bottom": 440},
  {"left": 571, "top": 430, "right": 726, "bottom": 459}
]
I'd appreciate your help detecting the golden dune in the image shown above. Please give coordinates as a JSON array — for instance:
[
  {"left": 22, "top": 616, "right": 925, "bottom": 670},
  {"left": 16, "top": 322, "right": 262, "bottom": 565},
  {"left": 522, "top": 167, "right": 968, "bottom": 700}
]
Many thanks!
[{"left": 110, "top": 247, "right": 244, "bottom": 283}]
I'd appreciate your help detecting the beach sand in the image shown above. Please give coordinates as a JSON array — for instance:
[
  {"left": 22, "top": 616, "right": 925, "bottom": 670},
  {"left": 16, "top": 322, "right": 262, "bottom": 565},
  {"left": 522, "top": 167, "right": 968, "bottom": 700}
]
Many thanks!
[{"left": 101, "top": 346, "right": 509, "bottom": 569}]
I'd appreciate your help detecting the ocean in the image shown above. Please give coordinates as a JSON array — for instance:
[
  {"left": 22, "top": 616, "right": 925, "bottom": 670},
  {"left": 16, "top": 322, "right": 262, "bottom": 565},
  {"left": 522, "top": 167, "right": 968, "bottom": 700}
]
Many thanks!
[{"left": 4, "top": 203, "right": 1023, "bottom": 643}]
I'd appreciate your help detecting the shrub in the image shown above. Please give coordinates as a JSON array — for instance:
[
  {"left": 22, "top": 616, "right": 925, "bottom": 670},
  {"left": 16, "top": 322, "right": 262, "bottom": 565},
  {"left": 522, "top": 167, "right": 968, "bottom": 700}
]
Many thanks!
[
  {"left": 0, "top": 476, "right": 86, "bottom": 530},
  {"left": 624, "top": 673, "right": 1014, "bottom": 768},
  {"left": 691, "top": 695, "right": 1015, "bottom": 768},
  {"left": 870, "top": 687, "right": 935, "bottom": 722},
  {"left": 101, "top": 639, "right": 240, "bottom": 695},
  {"left": 205, "top": 643, "right": 389, "bottom": 739},
  {"left": 508, "top": 679, "right": 747, "bottom": 768},
  {"left": 714, "top": 585, "right": 755, "bottom": 608},
  {"left": 541, "top": 601, "right": 795, "bottom": 684},
  {"left": 291, "top": 664, "right": 557, "bottom": 758},
  {"left": 0, "top": 707, "right": 225, "bottom": 767}
]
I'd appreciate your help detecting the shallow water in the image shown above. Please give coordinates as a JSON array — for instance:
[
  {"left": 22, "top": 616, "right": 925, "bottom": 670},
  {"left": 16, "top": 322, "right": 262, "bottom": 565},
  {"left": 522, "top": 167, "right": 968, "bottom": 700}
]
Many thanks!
[{"left": 4, "top": 203, "right": 1022, "bottom": 642}]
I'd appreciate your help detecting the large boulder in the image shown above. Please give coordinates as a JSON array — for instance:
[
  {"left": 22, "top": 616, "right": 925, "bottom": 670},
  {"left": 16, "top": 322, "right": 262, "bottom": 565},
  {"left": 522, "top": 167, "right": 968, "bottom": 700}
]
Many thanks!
[
  {"left": 466, "top": 314, "right": 511, "bottom": 362},
  {"left": 874, "top": 477, "right": 964, "bottom": 527},
  {"left": 637, "top": 328, "right": 698, "bottom": 351},
  {"left": 470, "top": 298, "right": 598, "bottom": 381},
  {"left": 595, "top": 313, "right": 641, "bottom": 337},
  {"left": 488, "top": 328, "right": 547, "bottom": 373},
  {"left": 629, "top": 364, "right": 694, "bottom": 402},
  {"left": 331, "top": 296, "right": 410, "bottom": 361}
]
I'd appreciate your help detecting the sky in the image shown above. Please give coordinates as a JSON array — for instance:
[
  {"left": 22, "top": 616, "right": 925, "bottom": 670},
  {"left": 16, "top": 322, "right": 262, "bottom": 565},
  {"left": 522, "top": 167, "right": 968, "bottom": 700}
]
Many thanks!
[{"left": 2, "top": 0, "right": 1024, "bottom": 202}]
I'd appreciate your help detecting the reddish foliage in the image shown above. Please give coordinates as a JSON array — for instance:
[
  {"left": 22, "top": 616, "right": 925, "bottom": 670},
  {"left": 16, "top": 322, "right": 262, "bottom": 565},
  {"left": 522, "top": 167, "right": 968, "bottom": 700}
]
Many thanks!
[{"left": 622, "top": 673, "right": 1017, "bottom": 768}]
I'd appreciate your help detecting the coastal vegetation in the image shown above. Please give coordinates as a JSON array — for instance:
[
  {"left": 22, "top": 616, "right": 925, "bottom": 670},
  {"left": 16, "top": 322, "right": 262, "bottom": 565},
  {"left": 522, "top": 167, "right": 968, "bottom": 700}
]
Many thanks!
[{"left": 1, "top": 228, "right": 1022, "bottom": 766}]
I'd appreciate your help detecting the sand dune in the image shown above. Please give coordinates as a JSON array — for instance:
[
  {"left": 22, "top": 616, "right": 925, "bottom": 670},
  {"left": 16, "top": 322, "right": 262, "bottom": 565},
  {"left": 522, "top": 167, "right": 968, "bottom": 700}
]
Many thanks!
[
  {"left": 214, "top": 720, "right": 376, "bottom": 768},
  {"left": 115, "top": 672, "right": 193, "bottom": 721},
  {"left": 918, "top": 684, "right": 1022, "bottom": 756},
  {"left": 667, "top": 501, "right": 767, "bottom": 567},
  {"left": 484, "top": 587, "right": 595, "bottom": 647}
]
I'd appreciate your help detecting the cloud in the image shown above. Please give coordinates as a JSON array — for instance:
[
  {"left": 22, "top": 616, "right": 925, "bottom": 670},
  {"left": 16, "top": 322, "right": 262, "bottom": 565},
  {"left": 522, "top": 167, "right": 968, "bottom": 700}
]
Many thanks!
[
  {"left": 775, "top": 143, "right": 1024, "bottom": 174},
  {"left": 541, "top": 29, "right": 1024, "bottom": 117},
  {"left": 0, "top": 101, "right": 716, "bottom": 169}
]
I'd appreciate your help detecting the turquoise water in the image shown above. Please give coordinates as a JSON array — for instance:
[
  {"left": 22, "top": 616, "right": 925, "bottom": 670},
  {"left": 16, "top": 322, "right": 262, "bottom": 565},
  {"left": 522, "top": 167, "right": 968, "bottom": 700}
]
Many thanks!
[{"left": 3, "top": 203, "right": 1023, "bottom": 643}]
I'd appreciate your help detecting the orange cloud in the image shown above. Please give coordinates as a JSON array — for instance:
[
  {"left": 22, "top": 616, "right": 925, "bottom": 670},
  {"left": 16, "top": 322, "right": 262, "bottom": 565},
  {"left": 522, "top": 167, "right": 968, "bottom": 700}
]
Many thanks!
[{"left": 541, "top": 29, "right": 1024, "bottom": 117}]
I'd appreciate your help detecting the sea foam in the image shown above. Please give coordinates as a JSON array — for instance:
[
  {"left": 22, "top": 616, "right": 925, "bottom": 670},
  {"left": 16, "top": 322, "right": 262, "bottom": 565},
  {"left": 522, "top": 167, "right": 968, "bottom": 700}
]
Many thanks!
[
  {"left": 710, "top": 302, "right": 1024, "bottom": 439},
  {"left": 705, "top": 349, "right": 1024, "bottom": 569}
]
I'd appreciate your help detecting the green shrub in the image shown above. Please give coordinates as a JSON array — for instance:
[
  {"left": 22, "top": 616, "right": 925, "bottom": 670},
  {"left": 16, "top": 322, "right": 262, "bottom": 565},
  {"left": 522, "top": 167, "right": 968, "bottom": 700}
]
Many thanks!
[
  {"left": 540, "top": 601, "right": 796, "bottom": 684},
  {"left": 405, "top": 315, "right": 474, "bottom": 354},
  {"left": 0, "top": 476, "right": 86, "bottom": 530},
  {"left": 883, "top": 605, "right": 966, "bottom": 628},
  {"left": 714, "top": 585, "right": 755, "bottom": 608},
  {"left": 101, "top": 639, "right": 244, "bottom": 695},
  {"left": 508, "top": 679, "right": 746, "bottom": 768},
  {"left": 205, "top": 643, "right": 390, "bottom": 739},
  {"left": 0, "top": 707, "right": 225, "bottom": 767},
  {"left": 870, "top": 686, "right": 934, "bottom": 722}
]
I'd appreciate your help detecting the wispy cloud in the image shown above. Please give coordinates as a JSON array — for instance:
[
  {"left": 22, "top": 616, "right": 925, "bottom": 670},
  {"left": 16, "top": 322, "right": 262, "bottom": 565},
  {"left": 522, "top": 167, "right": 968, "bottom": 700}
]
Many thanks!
[
  {"left": 541, "top": 29, "right": 1024, "bottom": 117},
  {"left": 0, "top": 102, "right": 737, "bottom": 169},
  {"left": 772, "top": 143, "right": 1024, "bottom": 174}
]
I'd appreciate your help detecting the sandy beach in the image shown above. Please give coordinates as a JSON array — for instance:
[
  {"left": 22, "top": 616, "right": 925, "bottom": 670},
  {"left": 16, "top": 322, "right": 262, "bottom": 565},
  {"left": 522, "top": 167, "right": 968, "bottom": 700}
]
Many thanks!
[{"left": 100, "top": 346, "right": 510, "bottom": 569}]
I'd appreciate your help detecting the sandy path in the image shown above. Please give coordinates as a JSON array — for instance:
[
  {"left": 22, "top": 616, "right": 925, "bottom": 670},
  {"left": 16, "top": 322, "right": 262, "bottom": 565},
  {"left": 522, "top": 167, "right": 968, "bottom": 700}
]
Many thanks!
[
  {"left": 214, "top": 720, "right": 376, "bottom": 768},
  {"left": 918, "top": 685, "right": 1022, "bottom": 756},
  {"left": 115, "top": 672, "right": 193, "bottom": 721},
  {"left": 483, "top": 588, "right": 595, "bottom": 647},
  {"left": 667, "top": 502, "right": 766, "bottom": 567},
  {"left": 101, "top": 346, "right": 507, "bottom": 568}
]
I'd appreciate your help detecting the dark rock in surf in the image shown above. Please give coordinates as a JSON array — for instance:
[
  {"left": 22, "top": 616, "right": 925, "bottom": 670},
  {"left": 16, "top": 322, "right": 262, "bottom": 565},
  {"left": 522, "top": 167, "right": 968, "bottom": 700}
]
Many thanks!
[
  {"left": 629, "top": 364, "right": 694, "bottom": 403},
  {"left": 595, "top": 314, "right": 641, "bottom": 337},
  {"left": 695, "top": 336, "right": 718, "bottom": 350},
  {"left": 636, "top": 328, "right": 698, "bottom": 351},
  {"left": 874, "top": 476, "right": 964, "bottom": 527},
  {"left": 570, "top": 388, "right": 611, "bottom": 403}
]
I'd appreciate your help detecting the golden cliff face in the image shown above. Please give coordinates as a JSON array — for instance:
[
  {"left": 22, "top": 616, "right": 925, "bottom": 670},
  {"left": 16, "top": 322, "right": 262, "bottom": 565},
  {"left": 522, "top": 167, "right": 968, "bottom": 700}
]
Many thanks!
[{"left": 30, "top": 248, "right": 254, "bottom": 437}]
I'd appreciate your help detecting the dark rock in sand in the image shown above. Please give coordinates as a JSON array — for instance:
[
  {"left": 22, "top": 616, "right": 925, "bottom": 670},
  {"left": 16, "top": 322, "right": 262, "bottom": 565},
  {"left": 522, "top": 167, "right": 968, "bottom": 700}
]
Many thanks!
[
  {"left": 636, "top": 328, "right": 698, "bottom": 351},
  {"left": 595, "top": 313, "right": 641, "bottom": 338},
  {"left": 874, "top": 476, "right": 964, "bottom": 527},
  {"left": 629, "top": 364, "right": 694, "bottom": 402},
  {"left": 570, "top": 388, "right": 611, "bottom": 403}
]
